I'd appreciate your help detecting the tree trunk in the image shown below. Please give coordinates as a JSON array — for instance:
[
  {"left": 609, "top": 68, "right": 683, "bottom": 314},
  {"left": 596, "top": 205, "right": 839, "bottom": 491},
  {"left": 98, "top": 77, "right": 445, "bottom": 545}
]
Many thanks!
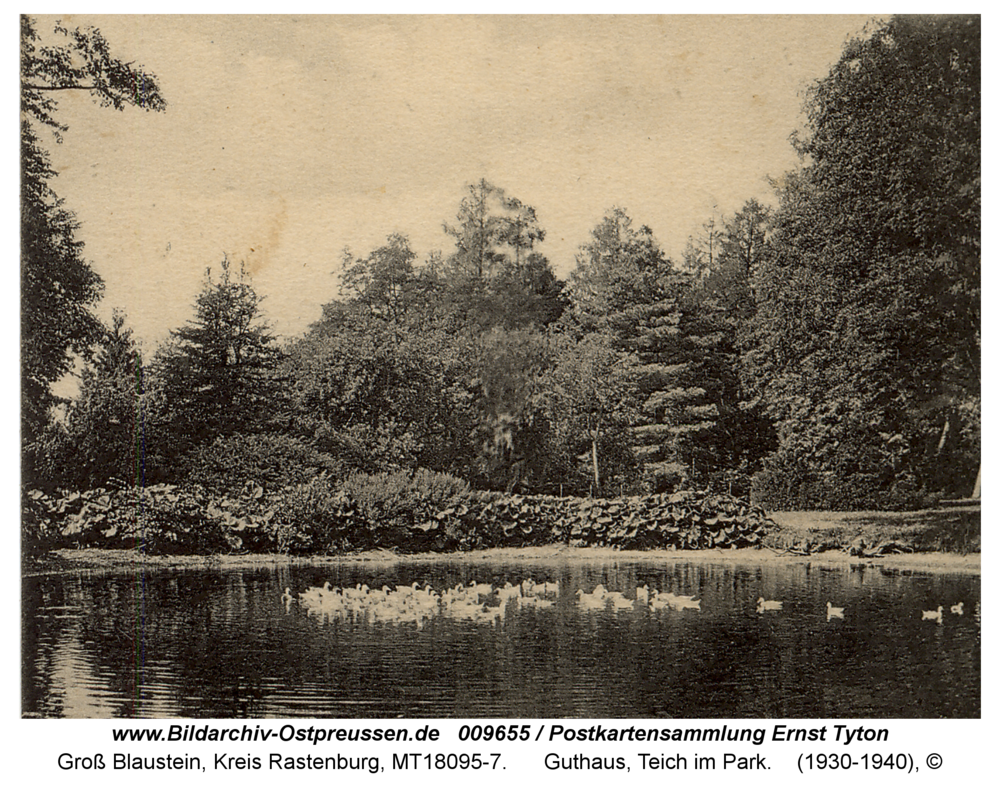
[
  {"left": 591, "top": 435, "right": 600, "bottom": 494},
  {"left": 971, "top": 463, "right": 981, "bottom": 499},
  {"left": 936, "top": 418, "right": 950, "bottom": 454}
]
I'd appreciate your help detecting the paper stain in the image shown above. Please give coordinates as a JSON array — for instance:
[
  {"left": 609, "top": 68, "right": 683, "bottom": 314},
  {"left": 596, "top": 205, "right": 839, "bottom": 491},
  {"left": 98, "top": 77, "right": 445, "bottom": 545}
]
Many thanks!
[{"left": 243, "top": 194, "right": 288, "bottom": 277}]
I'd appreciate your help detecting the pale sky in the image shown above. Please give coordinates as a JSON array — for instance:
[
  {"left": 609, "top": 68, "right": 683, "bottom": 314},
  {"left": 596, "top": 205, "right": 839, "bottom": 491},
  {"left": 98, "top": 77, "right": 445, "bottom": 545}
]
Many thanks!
[{"left": 33, "top": 14, "right": 877, "bottom": 349}]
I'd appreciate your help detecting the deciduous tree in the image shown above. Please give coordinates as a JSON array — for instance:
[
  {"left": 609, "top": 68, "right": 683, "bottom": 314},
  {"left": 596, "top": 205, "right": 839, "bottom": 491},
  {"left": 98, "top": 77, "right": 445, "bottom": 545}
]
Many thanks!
[
  {"left": 746, "top": 15, "right": 979, "bottom": 508},
  {"left": 21, "top": 15, "right": 164, "bottom": 485}
]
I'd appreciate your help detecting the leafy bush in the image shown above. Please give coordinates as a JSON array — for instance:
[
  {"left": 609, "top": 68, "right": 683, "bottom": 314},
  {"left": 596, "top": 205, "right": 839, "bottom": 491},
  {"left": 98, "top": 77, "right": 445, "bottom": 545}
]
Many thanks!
[
  {"left": 751, "top": 449, "right": 942, "bottom": 511},
  {"left": 338, "top": 468, "right": 472, "bottom": 547},
  {"left": 267, "top": 477, "right": 368, "bottom": 554},
  {"left": 23, "top": 484, "right": 282, "bottom": 555},
  {"left": 180, "top": 433, "right": 344, "bottom": 495},
  {"left": 401, "top": 489, "right": 772, "bottom": 552},
  {"left": 25, "top": 476, "right": 774, "bottom": 556}
]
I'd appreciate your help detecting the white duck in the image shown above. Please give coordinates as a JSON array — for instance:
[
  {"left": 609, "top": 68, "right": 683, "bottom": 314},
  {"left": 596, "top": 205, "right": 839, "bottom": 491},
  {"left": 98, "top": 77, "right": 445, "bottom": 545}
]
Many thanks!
[
  {"left": 669, "top": 593, "right": 701, "bottom": 611},
  {"left": 922, "top": 605, "right": 944, "bottom": 623},
  {"left": 826, "top": 601, "right": 845, "bottom": 620},
  {"left": 576, "top": 587, "right": 607, "bottom": 610},
  {"left": 950, "top": 602, "right": 964, "bottom": 615},
  {"left": 756, "top": 597, "right": 782, "bottom": 613}
]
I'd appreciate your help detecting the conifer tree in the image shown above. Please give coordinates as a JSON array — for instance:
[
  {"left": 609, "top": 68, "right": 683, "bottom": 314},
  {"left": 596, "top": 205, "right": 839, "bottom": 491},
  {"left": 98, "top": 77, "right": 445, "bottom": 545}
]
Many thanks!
[{"left": 151, "top": 259, "right": 282, "bottom": 476}]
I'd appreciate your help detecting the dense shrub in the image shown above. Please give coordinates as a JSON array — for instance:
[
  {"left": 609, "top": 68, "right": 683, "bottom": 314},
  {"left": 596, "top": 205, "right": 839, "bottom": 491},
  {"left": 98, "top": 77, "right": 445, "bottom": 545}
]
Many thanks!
[
  {"left": 180, "top": 432, "right": 344, "bottom": 495},
  {"left": 267, "top": 477, "right": 367, "bottom": 554},
  {"left": 23, "top": 484, "right": 282, "bottom": 555},
  {"left": 337, "top": 469, "right": 470, "bottom": 544},
  {"left": 26, "top": 474, "right": 774, "bottom": 556},
  {"left": 751, "top": 451, "right": 941, "bottom": 511}
]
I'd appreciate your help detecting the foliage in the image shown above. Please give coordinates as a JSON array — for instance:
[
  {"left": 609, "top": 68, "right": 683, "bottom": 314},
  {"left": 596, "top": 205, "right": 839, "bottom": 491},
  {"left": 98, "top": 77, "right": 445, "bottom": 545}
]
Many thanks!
[
  {"left": 444, "top": 179, "right": 543, "bottom": 283},
  {"left": 21, "top": 15, "right": 165, "bottom": 133},
  {"left": 339, "top": 468, "right": 473, "bottom": 547},
  {"left": 25, "top": 486, "right": 239, "bottom": 555},
  {"left": 567, "top": 207, "right": 746, "bottom": 493},
  {"left": 744, "top": 16, "right": 979, "bottom": 508},
  {"left": 20, "top": 16, "right": 164, "bottom": 487},
  {"left": 267, "top": 478, "right": 364, "bottom": 554},
  {"left": 339, "top": 233, "right": 420, "bottom": 324},
  {"left": 179, "top": 433, "right": 345, "bottom": 496},
  {"left": 284, "top": 306, "right": 478, "bottom": 475},
  {"left": 59, "top": 311, "right": 146, "bottom": 491},
  {"left": 28, "top": 480, "right": 772, "bottom": 557},
  {"left": 442, "top": 179, "right": 565, "bottom": 330},
  {"left": 679, "top": 203, "right": 779, "bottom": 494},
  {"left": 547, "top": 330, "right": 641, "bottom": 496},
  {"left": 150, "top": 258, "right": 284, "bottom": 477},
  {"left": 20, "top": 119, "right": 104, "bottom": 486},
  {"left": 469, "top": 328, "right": 561, "bottom": 493}
]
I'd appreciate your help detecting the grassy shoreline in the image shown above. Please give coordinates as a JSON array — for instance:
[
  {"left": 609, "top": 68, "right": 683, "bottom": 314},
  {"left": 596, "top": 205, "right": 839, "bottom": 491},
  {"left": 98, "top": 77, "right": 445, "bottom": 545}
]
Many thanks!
[{"left": 767, "top": 505, "right": 979, "bottom": 553}]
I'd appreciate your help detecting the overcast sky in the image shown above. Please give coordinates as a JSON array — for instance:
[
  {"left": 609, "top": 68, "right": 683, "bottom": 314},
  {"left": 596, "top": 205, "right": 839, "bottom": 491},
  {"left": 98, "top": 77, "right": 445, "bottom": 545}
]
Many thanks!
[{"left": 34, "top": 14, "right": 877, "bottom": 349}]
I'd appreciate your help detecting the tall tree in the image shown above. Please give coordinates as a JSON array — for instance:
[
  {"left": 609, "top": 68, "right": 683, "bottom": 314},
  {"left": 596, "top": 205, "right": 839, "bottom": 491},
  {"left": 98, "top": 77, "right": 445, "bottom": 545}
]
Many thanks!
[
  {"left": 568, "top": 209, "right": 707, "bottom": 491},
  {"left": 20, "top": 120, "right": 104, "bottom": 477},
  {"left": 679, "top": 200, "right": 777, "bottom": 493},
  {"left": 681, "top": 215, "right": 724, "bottom": 281},
  {"left": 288, "top": 235, "right": 481, "bottom": 477},
  {"left": 151, "top": 259, "right": 282, "bottom": 476},
  {"left": 444, "top": 179, "right": 524, "bottom": 282},
  {"left": 442, "top": 179, "right": 564, "bottom": 330},
  {"left": 339, "top": 233, "right": 419, "bottom": 326},
  {"left": 547, "top": 330, "right": 640, "bottom": 496},
  {"left": 746, "top": 15, "right": 979, "bottom": 508},
  {"left": 719, "top": 199, "right": 770, "bottom": 296},
  {"left": 62, "top": 310, "right": 146, "bottom": 490},
  {"left": 21, "top": 16, "right": 165, "bottom": 485}
]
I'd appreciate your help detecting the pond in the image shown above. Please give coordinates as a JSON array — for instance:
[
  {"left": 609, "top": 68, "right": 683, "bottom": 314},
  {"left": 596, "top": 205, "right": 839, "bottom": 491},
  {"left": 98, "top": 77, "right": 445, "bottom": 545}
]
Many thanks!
[{"left": 22, "top": 557, "right": 980, "bottom": 718}]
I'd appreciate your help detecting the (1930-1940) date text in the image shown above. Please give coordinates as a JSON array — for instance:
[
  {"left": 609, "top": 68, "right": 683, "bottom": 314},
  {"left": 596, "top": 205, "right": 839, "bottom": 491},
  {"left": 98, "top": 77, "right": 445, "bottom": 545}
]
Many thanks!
[{"left": 799, "top": 753, "right": 916, "bottom": 773}]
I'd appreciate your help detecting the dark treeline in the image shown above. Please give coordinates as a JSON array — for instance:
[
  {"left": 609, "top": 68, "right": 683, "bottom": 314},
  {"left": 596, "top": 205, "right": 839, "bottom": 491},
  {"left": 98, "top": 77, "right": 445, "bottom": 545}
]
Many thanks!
[{"left": 23, "top": 15, "right": 979, "bottom": 512}]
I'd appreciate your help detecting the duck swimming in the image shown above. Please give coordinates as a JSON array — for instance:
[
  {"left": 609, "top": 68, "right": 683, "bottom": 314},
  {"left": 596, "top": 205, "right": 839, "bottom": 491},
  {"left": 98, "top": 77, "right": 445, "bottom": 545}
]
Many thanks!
[
  {"left": 951, "top": 602, "right": 964, "bottom": 615},
  {"left": 576, "top": 587, "right": 607, "bottom": 610},
  {"left": 922, "top": 606, "right": 944, "bottom": 623},
  {"left": 826, "top": 601, "right": 845, "bottom": 620},
  {"left": 756, "top": 597, "right": 782, "bottom": 613}
]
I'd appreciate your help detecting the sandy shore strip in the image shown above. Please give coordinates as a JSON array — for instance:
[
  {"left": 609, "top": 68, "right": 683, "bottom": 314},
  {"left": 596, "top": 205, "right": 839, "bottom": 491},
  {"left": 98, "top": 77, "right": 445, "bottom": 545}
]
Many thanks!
[{"left": 25, "top": 545, "right": 980, "bottom": 577}]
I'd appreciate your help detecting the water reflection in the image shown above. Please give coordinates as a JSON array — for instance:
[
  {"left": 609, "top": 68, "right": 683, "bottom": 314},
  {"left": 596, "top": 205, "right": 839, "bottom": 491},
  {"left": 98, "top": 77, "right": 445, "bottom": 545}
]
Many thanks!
[{"left": 23, "top": 559, "right": 980, "bottom": 718}]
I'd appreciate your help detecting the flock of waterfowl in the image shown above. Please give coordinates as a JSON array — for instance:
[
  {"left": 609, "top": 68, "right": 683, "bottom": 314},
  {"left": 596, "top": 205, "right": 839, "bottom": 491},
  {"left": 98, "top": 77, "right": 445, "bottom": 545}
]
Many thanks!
[
  {"left": 753, "top": 596, "right": 966, "bottom": 623},
  {"left": 285, "top": 579, "right": 564, "bottom": 626},
  {"left": 920, "top": 602, "right": 966, "bottom": 624},
  {"left": 283, "top": 579, "right": 966, "bottom": 627}
]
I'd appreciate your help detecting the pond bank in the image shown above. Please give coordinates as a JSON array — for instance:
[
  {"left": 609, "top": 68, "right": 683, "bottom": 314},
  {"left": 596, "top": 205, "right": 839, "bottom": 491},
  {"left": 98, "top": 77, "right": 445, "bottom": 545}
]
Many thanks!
[
  {"left": 25, "top": 543, "right": 980, "bottom": 577},
  {"left": 767, "top": 504, "right": 980, "bottom": 554}
]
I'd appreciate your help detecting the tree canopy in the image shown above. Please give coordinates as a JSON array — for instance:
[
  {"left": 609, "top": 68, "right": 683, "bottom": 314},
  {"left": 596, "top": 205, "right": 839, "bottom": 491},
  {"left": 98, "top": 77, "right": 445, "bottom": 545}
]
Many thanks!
[
  {"left": 745, "top": 15, "right": 980, "bottom": 508},
  {"left": 21, "top": 16, "right": 165, "bottom": 487},
  {"left": 22, "top": 15, "right": 979, "bottom": 513},
  {"left": 150, "top": 259, "right": 283, "bottom": 479}
]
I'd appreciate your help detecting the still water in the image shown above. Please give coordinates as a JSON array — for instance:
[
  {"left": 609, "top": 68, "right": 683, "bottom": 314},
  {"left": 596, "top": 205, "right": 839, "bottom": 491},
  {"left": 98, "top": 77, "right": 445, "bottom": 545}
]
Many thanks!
[{"left": 23, "top": 558, "right": 980, "bottom": 718}]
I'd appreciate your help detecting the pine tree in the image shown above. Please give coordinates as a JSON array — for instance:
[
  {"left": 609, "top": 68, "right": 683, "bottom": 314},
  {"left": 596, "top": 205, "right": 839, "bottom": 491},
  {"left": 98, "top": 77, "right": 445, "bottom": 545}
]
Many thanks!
[
  {"left": 151, "top": 259, "right": 282, "bottom": 476},
  {"left": 568, "top": 208, "right": 718, "bottom": 492},
  {"left": 63, "top": 311, "right": 146, "bottom": 489}
]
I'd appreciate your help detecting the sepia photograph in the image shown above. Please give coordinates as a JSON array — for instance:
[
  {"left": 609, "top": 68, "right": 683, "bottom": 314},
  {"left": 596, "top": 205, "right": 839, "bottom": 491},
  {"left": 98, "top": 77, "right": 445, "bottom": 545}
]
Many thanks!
[{"left": 21, "top": 14, "right": 979, "bottom": 721}]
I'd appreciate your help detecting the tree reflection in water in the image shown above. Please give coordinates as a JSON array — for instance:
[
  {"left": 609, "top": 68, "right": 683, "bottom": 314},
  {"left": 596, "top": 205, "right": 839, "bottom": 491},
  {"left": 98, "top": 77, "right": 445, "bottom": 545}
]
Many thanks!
[{"left": 23, "top": 560, "right": 980, "bottom": 718}]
